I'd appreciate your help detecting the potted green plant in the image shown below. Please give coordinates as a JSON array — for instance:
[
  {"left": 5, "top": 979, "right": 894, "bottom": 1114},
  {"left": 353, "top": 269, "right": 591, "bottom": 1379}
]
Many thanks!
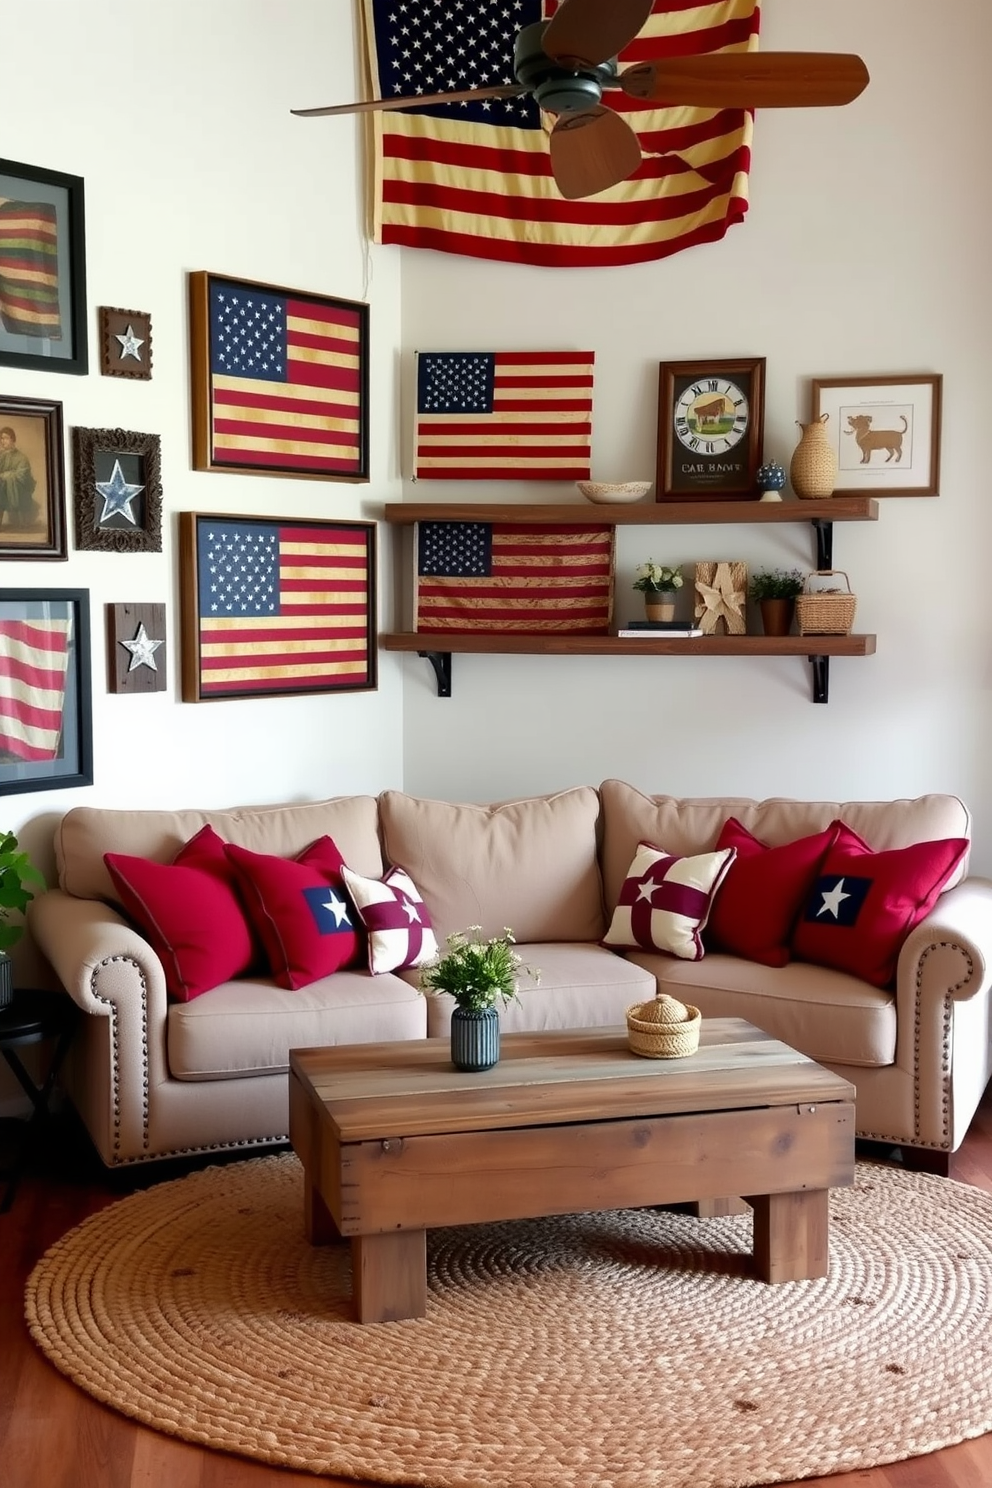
[
  {"left": 632, "top": 560, "right": 684, "bottom": 621},
  {"left": 420, "top": 926, "right": 540, "bottom": 1072},
  {"left": 748, "top": 567, "right": 805, "bottom": 636},
  {"left": 0, "top": 830, "right": 44, "bottom": 1007}
]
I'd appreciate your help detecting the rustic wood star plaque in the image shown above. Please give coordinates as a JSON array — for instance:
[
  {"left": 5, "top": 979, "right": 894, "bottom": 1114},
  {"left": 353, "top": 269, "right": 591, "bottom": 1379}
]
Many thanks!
[
  {"left": 99, "top": 307, "right": 153, "bottom": 380},
  {"left": 107, "top": 602, "right": 166, "bottom": 693}
]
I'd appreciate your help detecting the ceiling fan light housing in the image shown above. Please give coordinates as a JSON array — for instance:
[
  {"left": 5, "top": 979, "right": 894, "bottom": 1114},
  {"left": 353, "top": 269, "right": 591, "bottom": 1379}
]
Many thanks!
[{"left": 514, "top": 21, "right": 618, "bottom": 113}]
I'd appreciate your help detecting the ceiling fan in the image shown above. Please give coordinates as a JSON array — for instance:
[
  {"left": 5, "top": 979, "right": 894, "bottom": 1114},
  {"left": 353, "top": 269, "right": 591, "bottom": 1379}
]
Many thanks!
[{"left": 292, "top": 0, "right": 869, "bottom": 201}]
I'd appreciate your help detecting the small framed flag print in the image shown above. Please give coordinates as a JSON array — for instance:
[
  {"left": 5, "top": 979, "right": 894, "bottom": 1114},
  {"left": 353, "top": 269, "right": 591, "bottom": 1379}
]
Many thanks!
[
  {"left": 413, "top": 350, "right": 594, "bottom": 480},
  {"left": 188, "top": 271, "right": 369, "bottom": 481},
  {"left": 178, "top": 513, "right": 377, "bottom": 702}
]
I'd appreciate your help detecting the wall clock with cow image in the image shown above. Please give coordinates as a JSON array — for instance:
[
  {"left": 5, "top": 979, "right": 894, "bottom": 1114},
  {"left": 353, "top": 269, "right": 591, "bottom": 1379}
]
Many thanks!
[{"left": 656, "top": 357, "right": 765, "bottom": 501}]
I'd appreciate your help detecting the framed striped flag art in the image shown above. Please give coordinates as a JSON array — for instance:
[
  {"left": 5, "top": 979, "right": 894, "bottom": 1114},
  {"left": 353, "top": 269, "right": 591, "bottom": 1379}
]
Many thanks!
[
  {"left": 0, "top": 588, "right": 92, "bottom": 795},
  {"left": 0, "top": 158, "right": 88, "bottom": 375},
  {"left": 179, "top": 513, "right": 377, "bottom": 703},
  {"left": 189, "top": 272, "right": 370, "bottom": 481}
]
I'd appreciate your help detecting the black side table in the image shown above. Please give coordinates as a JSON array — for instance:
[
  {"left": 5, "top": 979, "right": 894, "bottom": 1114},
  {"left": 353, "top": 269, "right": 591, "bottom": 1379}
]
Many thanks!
[{"left": 0, "top": 987, "right": 77, "bottom": 1213}]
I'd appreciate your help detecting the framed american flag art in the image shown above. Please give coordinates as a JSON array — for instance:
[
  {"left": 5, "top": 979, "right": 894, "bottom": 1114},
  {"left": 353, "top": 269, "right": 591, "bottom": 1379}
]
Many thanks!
[
  {"left": 178, "top": 513, "right": 377, "bottom": 703},
  {"left": 0, "top": 587, "right": 92, "bottom": 795},
  {"left": 188, "top": 272, "right": 369, "bottom": 481}
]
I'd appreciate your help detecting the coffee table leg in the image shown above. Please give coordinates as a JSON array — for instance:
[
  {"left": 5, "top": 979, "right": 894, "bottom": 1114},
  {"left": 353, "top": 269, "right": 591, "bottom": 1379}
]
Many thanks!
[
  {"left": 749, "top": 1189, "right": 829, "bottom": 1282},
  {"left": 303, "top": 1177, "right": 340, "bottom": 1246},
  {"left": 352, "top": 1230, "right": 427, "bottom": 1323}
]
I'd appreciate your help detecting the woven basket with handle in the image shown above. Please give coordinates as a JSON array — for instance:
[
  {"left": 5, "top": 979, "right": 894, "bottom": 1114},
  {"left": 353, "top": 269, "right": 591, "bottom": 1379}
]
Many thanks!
[{"left": 795, "top": 569, "right": 857, "bottom": 636}]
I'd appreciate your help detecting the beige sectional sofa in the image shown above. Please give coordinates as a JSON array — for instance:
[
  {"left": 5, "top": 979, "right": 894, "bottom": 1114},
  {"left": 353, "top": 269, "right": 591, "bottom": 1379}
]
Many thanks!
[{"left": 27, "top": 781, "right": 992, "bottom": 1174}]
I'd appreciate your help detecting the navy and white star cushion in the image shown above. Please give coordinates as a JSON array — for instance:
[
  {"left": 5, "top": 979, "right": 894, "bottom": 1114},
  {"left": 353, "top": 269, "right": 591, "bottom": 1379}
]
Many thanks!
[
  {"left": 804, "top": 874, "right": 873, "bottom": 927},
  {"left": 341, "top": 865, "right": 439, "bottom": 974},
  {"left": 603, "top": 841, "right": 736, "bottom": 961},
  {"left": 302, "top": 884, "right": 354, "bottom": 934}
]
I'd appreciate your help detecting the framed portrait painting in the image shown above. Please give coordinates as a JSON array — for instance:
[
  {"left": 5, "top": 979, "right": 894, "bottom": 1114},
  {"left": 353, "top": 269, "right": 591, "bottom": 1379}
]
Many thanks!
[
  {"left": 0, "top": 158, "right": 87, "bottom": 375},
  {"left": 811, "top": 374, "right": 943, "bottom": 496},
  {"left": 656, "top": 357, "right": 765, "bottom": 501},
  {"left": 0, "top": 588, "right": 92, "bottom": 795},
  {"left": 178, "top": 512, "right": 377, "bottom": 702},
  {"left": 0, "top": 394, "right": 67, "bottom": 559},
  {"left": 189, "top": 270, "right": 370, "bottom": 481}
]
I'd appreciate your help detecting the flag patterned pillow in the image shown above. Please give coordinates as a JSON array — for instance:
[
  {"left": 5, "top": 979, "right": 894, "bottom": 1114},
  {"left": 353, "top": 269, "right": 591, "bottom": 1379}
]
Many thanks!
[
  {"left": 705, "top": 818, "right": 842, "bottom": 968},
  {"left": 341, "top": 865, "right": 438, "bottom": 975},
  {"left": 225, "top": 836, "right": 361, "bottom": 990},
  {"left": 791, "top": 824, "right": 969, "bottom": 989},
  {"left": 602, "top": 841, "right": 736, "bottom": 961},
  {"left": 104, "top": 825, "right": 259, "bottom": 1003}
]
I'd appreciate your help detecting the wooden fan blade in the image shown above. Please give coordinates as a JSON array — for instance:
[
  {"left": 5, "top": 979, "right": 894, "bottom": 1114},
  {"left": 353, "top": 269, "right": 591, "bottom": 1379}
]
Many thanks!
[
  {"left": 548, "top": 107, "right": 643, "bottom": 200},
  {"left": 292, "top": 84, "right": 527, "bottom": 118},
  {"left": 541, "top": 0, "right": 654, "bottom": 68},
  {"left": 619, "top": 52, "right": 870, "bottom": 109}
]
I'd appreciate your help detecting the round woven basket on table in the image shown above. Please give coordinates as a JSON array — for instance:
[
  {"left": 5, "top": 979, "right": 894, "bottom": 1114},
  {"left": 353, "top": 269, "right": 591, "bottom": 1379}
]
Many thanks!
[{"left": 626, "top": 993, "right": 701, "bottom": 1059}]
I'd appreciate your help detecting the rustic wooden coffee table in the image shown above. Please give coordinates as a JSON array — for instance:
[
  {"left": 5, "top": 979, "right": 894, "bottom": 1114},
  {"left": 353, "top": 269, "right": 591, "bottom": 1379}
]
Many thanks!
[{"left": 289, "top": 1019, "right": 855, "bottom": 1323}]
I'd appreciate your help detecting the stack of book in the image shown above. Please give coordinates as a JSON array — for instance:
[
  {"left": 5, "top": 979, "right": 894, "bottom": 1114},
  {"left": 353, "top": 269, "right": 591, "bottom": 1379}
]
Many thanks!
[{"left": 617, "top": 619, "right": 703, "bottom": 639}]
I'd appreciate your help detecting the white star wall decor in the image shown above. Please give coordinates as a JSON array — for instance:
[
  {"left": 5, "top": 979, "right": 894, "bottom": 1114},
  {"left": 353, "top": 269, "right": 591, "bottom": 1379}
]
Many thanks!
[
  {"left": 72, "top": 427, "right": 163, "bottom": 553},
  {"left": 99, "top": 307, "right": 153, "bottom": 380},
  {"left": 107, "top": 603, "right": 167, "bottom": 694}
]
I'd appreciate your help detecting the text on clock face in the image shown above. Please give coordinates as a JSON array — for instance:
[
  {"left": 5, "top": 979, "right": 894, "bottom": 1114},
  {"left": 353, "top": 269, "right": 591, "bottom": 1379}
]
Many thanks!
[{"left": 674, "top": 378, "right": 750, "bottom": 454}]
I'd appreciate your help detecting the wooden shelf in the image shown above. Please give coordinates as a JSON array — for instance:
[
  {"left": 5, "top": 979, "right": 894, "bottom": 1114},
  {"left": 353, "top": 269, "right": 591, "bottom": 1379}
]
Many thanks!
[{"left": 383, "top": 497, "right": 878, "bottom": 527}]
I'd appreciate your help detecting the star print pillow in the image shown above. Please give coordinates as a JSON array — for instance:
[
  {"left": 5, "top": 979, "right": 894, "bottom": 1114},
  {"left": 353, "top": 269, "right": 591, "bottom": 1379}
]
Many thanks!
[
  {"left": 602, "top": 841, "right": 736, "bottom": 961},
  {"left": 340, "top": 865, "right": 439, "bottom": 975},
  {"left": 791, "top": 824, "right": 969, "bottom": 988},
  {"left": 225, "top": 837, "right": 362, "bottom": 990}
]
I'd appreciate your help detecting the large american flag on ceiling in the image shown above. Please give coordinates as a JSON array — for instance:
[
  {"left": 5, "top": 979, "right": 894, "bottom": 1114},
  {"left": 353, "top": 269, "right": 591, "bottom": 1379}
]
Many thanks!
[
  {"left": 358, "top": 0, "right": 759, "bottom": 267},
  {"left": 0, "top": 618, "right": 70, "bottom": 761},
  {"left": 414, "top": 350, "right": 593, "bottom": 479},
  {"left": 414, "top": 520, "right": 614, "bottom": 632},
  {"left": 185, "top": 517, "right": 375, "bottom": 700}
]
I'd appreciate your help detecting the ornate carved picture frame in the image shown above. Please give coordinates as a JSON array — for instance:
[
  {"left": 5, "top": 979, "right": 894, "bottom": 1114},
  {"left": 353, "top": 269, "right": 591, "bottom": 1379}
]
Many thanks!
[{"left": 72, "top": 426, "right": 163, "bottom": 553}]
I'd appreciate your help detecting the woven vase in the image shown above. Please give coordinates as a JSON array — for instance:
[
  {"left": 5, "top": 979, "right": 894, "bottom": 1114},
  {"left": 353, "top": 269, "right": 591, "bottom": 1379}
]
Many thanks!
[{"left": 790, "top": 414, "right": 838, "bottom": 500}]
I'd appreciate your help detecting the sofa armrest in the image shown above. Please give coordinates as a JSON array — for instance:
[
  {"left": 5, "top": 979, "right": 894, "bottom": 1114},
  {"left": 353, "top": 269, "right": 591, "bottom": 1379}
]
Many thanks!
[{"left": 28, "top": 888, "right": 168, "bottom": 1020}]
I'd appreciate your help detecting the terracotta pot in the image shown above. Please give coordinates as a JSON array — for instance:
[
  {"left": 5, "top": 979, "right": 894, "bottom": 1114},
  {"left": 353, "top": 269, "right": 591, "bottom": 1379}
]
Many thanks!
[{"left": 759, "top": 598, "right": 796, "bottom": 637}]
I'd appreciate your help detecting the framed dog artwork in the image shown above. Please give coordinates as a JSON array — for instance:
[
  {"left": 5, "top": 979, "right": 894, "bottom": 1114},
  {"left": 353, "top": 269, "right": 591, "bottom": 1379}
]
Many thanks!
[{"left": 811, "top": 374, "right": 943, "bottom": 497}]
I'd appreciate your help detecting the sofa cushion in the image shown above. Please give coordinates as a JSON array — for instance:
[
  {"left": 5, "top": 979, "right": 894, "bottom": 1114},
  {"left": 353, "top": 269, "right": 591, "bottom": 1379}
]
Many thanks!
[
  {"left": 225, "top": 837, "right": 361, "bottom": 990},
  {"left": 104, "top": 826, "right": 258, "bottom": 1003},
  {"left": 341, "top": 865, "right": 439, "bottom": 974},
  {"left": 406, "top": 942, "right": 656, "bottom": 1038},
  {"left": 791, "top": 825, "right": 969, "bottom": 989},
  {"left": 705, "top": 818, "right": 840, "bottom": 968},
  {"left": 602, "top": 842, "right": 735, "bottom": 961},
  {"left": 623, "top": 949, "right": 897, "bottom": 1069},
  {"left": 167, "top": 968, "right": 427, "bottom": 1080},
  {"left": 56, "top": 796, "right": 384, "bottom": 903},
  {"left": 378, "top": 787, "right": 605, "bottom": 944},
  {"left": 599, "top": 780, "right": 971, "bottom": 912}
]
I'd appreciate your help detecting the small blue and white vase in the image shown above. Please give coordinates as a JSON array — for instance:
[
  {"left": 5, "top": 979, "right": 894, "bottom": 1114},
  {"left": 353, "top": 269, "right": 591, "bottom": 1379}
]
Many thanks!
[
  {"left": 450, "top": 1006, "right": 500, "bottom": 1071},
  {"left": 757, "top": 460, "right": 787, "bottom": 502}
]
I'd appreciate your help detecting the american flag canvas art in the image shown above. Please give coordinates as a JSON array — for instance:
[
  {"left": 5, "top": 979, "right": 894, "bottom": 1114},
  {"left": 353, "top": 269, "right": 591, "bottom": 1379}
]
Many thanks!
[
  {"left": 0, "top": 589, "right": 93, "bottom": 796},
  {"left": 358, "top": 0, "right": 758, "bottom": 268},
  {"left": 414, "top": 351, "right": 594, "bottom": 481},
  {"left": 414, "top": 520, "right": 614, "bottom": 634},
  {"left": 189, "top": 272, "right": 369, "bottom": 481},
  {"left": 180, "top": 514, "right": 377, "bottom": 702}
]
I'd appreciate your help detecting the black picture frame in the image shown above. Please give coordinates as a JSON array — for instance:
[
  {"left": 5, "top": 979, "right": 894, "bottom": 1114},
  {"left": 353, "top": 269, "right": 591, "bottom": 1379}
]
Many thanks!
[
  {"left": 72, "top": 426, "right": 163, "bottom": 553},
  {"left": 0, "top": 394, "right": 67, "bottom": 559},
  {"left": 656, "top": 357, "right": 765, "bottom": 501},
  {"left": 0, "top": 588, "right": 92, "bottom": 795},
  {"left": 0, "top": 158, "right": 88, "bottom": 375},
  {"left": 188, "top": 270, "right": 370, "bottom": 482},
  {"left": 179, "top": 511, "right": 378, "bottom": 702}
]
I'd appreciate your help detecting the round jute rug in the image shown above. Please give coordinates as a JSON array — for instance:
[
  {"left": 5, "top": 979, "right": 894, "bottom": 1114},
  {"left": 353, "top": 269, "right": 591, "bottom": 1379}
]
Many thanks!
[{"left": 25, "top": 1155, "right": 992, "bottom": 1488}]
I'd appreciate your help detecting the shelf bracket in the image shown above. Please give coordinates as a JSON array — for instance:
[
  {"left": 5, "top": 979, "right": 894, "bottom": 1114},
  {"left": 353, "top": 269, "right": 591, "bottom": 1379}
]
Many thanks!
[
  {"left": 811, "top": 519, "right": 833, "bottom": 571},
  {"left": 808, "top": 654, "right": 830, "bottom": 705},
  {"left": 418, "top": 650, "right": 452, "bottom": 697}
]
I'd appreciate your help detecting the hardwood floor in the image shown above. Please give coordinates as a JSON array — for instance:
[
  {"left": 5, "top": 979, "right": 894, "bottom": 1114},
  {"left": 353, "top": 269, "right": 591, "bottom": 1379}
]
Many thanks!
[{"left": 2, "top": 1088, "right": 991, "bottom": 1488}]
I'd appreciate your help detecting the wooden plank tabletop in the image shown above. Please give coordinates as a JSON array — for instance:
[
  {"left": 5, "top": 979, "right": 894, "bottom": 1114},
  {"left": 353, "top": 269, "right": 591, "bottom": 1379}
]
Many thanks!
[{"left": 290, "top": 1021, "right": 856, "bottom": 1143}]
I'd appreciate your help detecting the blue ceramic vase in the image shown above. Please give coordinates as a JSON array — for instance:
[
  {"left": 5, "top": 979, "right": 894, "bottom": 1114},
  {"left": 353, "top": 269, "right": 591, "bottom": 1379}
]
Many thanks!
[{"left": 450, "top": 1006, "right": 500, "bottom": 1071}]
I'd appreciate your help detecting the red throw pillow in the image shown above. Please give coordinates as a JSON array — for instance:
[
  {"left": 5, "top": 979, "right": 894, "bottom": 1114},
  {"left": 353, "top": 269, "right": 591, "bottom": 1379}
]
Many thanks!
[
  {"left": 791, "top": 824, "right": 969, "bottom": 988},
  {"left": 340, "top": 865, "right": 438, "bottom": 974},
  {"left": 705, "top": 818, "right": 841, "bottom": 968},
  {"left": 602, "top": 841, "right": 736, "bottom": 961},
  {"left": 225, "top": 837, "right": 362, "bottom": 990},
  {"left": 104, "top": 825, "right": 257, "bottom": 1003}
]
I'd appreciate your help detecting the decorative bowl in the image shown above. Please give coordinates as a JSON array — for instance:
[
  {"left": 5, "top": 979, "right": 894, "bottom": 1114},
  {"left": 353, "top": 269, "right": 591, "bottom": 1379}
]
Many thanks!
[{"left": 576, "top": 480, "right": 651, "bottom": 505}]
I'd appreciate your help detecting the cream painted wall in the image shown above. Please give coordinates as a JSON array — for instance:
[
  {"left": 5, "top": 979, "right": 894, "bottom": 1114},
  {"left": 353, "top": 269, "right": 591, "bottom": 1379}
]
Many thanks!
[
  {"left": 0, "top": 0, "right": 405, "bottom": 951},
  {"left": 396, "top": 0, "right": 992, "bottom": 871}
]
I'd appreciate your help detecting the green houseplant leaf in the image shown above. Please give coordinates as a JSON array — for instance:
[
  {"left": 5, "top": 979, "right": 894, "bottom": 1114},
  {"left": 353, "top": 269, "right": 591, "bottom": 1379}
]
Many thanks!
[{"left": 0, "top": 830, "right": 45, "bottom": 953}]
